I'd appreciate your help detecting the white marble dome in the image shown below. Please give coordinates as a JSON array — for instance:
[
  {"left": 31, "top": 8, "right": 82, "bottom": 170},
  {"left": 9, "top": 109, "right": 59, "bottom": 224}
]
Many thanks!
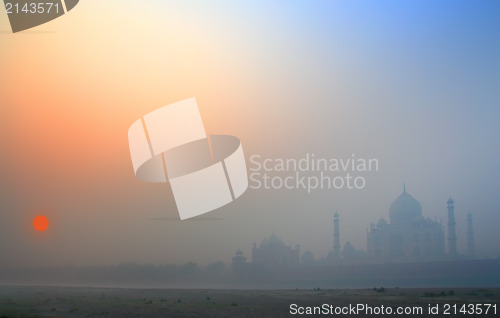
[{"left": 389, "top": 191, "right": 422, "bottom": 224}]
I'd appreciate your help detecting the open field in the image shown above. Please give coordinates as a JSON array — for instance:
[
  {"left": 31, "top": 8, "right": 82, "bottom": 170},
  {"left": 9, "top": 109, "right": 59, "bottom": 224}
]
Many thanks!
[{"left": 0, "top": 286, "right": 498, "bottom": 317}]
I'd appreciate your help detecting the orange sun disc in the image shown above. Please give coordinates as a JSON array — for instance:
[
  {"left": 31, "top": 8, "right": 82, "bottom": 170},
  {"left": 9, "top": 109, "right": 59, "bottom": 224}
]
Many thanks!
[{"left": 33, "top": 215, "right": 49, "bottom": 232}]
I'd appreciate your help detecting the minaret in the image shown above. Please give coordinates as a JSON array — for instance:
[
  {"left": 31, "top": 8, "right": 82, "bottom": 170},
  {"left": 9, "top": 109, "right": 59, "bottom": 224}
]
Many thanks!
[
  {"left": 467, "top": 212, "right": 476, "bottom": 259},
  {"left": 333, "top": 212, "right": 340, "bottom": 260},
  {"left": 447, "top": 197, "right": 457, "bottom": 256}
]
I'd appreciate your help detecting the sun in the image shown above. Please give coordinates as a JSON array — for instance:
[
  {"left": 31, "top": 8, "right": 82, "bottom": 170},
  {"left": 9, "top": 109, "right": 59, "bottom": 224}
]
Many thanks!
[{"left": 33, "top": 215, "right": 49, "bottom": 232}]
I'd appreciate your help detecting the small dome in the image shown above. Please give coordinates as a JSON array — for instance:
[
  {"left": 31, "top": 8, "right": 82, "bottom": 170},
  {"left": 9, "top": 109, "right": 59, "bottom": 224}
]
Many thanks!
[
  {"left": 260, "top": 234, "right": 287, "bottom": 249},
  {"left": 389, "top": 191, "right": 422, "bottom": 224},
  {"left": 377, "top": 218, "right": 388, "bottom": 227}
]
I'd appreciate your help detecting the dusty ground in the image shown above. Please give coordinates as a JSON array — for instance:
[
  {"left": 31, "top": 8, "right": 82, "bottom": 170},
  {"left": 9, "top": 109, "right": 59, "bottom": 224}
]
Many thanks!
[{"left": 0, "top": 286, "right": 498, "bottom": 317}]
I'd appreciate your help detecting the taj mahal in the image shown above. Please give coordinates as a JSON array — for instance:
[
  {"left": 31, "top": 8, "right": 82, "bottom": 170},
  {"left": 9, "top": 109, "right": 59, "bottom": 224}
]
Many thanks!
[
  {"left": 332, "top": 186, "right": 475, "bottom": 263},
  {"left": 367, "top": 189, "right": 447, "bottom": 261},
  {"left": 233, "top": 186, "right": 476, "bottom": 272}
]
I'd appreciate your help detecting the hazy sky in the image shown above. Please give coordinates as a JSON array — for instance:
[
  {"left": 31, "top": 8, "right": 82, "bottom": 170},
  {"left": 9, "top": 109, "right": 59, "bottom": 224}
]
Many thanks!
[{"left": 0, "top": 0, "right": 499, "bottom": 269}]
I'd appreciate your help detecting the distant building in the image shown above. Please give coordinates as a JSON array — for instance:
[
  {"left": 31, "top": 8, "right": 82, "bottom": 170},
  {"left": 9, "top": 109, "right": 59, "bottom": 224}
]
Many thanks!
[
  {"left": 233, "top": 187, "right": 476, "bottom": 276},
  {"left": 231, "top": 249, "right": 248, "bottom": 275},
  {"left": 447, "top": 197, "right": 458, "bottom": 257},
  {"left": 252, "top": 234, "right": 300, "bottom": 270},
  {"left": 467, "top": 212, "right": 476, "bottom": 258},
  {"left": 342, "top": 241, "right": 366, "bottom": 261},
  {"left": 333, "top": 212, "right": 341, "bottom": 261},
  {"left": 366, "top": 188, "right": 446, "bottom": 262},
  {"left": 232, "top": 249, "right": 246, "bottom": 268}
]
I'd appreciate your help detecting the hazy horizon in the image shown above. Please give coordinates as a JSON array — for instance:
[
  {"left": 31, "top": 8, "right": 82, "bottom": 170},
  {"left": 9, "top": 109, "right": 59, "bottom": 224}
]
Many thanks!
[{"left": 1, "top": 0, "right": 499, "bottom": 270}]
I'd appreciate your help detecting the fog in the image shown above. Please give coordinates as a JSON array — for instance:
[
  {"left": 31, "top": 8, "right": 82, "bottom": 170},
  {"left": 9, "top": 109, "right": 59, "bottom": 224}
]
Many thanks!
[{"left": 0, "top": 0, "right": 499, "bottom": 280}]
